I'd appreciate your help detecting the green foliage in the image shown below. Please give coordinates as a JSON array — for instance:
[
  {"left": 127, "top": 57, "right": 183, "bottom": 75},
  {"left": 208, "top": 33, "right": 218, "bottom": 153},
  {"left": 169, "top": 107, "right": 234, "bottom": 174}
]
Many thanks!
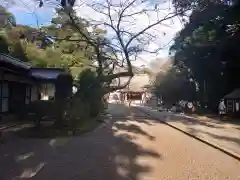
[
  {"left": 154, "top": 67, "right": 196, "bottom": 104},
  {"left": 54, "top": 72, "right": 73, "bottom": 126},
  {"left": 76, "top": 69, "right": 98, "bottom": 100},
  {"left": 0, "top": 6, "right": 16, "bottom": 28},
  {"left": 170, "top": 0, "right": 240, "bottom": 109},
  {"left": 0, "top": 7, "right": 91, "bottom": 73},
  {"left": 11, "top": 41, "right": 29, "bottom": 62},
  {"left": 67, "top": 97, "right": 90, "bottom": 125},
  {"left": 55, "top": 72, "right": 73, "bottom": 100},
  {"left": 27, "top": 100, "right": 56, "bottom": 127},
  {"left": 0, "top": 36, "right": 9, "bottom": 53},
  {"left": 28, "top": 100, "right": 56, "bottom": 117},
  {"left": 74, "top": 69, "right": 104, "bottom": 118}
]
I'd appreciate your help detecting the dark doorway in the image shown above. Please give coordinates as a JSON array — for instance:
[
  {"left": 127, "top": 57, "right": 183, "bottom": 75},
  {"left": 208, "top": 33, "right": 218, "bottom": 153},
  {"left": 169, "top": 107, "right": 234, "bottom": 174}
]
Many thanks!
[{"left": 9, "top": 82, "right": 26, "bottom": 114}]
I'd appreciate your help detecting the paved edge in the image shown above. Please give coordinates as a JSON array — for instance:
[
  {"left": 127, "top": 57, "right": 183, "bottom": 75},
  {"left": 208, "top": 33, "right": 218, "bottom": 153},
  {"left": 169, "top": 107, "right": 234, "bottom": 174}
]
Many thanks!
[
  {"left": 0, "top": 123, "right": 34, "bottom": 132},
  {"left": 0, "top": 123, "right": 22, "bottom": 131},
  {"left": 135, "top": 106, "right": 240, "bottom": 162}
]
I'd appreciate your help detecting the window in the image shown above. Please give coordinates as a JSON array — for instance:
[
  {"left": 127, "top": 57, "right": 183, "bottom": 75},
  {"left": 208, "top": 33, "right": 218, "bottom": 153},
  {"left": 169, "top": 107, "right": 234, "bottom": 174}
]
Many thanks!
[
  {"left": 40, "top": 83, "right": 55, "bottom": 100},
  {"left": 40, "top": 84, "right": 48, "bottom": 100},
  {"left": 236, "top": 102, "right": 239, "bottom": 112},
  {"left": 25, "top": 86, "right": 31, "bottom": 104},
  {"left": 1, "top": 83, "right": 9, "bottom": 112}
]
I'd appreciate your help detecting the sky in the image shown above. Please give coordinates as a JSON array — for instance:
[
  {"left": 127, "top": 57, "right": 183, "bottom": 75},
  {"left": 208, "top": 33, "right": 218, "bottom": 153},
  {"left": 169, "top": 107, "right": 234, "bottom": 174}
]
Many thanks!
[
  {"left": 5, "top": 0, "right": 184, "bottom": 67},
  {"left": 6, "top": 0, "right": 55, "bottom": 28}
]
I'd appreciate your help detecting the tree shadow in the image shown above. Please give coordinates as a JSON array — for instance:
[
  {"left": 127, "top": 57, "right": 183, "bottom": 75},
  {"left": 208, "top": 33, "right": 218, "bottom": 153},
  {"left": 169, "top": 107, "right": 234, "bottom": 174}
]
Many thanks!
[
  {"left": 236, "top": 127, "right": 240, "bottom": 131},
  {"left": 220, "top": 117, "right": 240, "bottom": 126},
  {"left": 0, "top": 103, "right": 162, "bottom": 180},
  {"left": 114, "top": 123, "right": 156, "bottom": 141},
  {"left": 189, "top": 112, "right": 240, "bottom": 127},
  {"left": 166, "top": 114, "right": 225, "bottom": 129},
  {"left": 134, "top": 105, "right": 240, "bottom": 155},
  {"left": 196, "top": 130, "right": 240, "bottom": 146},
  {"left": 159, "top": 113, "right": 240, "bottom": 154},
  {"left": 0, "top": 135, "right": 51, "bottom": 180}
]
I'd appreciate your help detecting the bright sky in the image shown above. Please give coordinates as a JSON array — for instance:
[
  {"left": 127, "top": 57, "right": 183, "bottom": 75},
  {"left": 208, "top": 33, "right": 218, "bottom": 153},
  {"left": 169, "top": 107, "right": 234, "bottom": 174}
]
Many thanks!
[{"left": 6, "top": 0, "right": 184, "bottom": 67}]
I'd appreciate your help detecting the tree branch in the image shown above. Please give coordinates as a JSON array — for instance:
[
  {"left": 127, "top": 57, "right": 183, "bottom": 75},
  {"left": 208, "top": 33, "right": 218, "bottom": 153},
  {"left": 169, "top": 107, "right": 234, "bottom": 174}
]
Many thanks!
[
  {"left": 105, "top": 76, "right": 132, "bottom": 93},
  {"left": 101, "top": 71, "right": 133, "bottom": 82},
  {"left": 125, "top": 10, "right": 190, "bottom": 48}
]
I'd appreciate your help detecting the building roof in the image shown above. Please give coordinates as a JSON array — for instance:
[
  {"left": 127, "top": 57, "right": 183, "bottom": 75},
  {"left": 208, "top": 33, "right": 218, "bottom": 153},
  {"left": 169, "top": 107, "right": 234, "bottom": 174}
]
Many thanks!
[
  {"left": 30, "top": 68, "right": 66, "bottom": 80},
  {"left": 224, "top": 89, "right": 240, "bottom": 99},
  {"left": 0, "top": 54, "right": 70, "bottom": 81},
  {"left": 129, "top": 74, "right": 150, "bottom": 91},
  {"left": 118, "top": 74, "right": 150, "bottom": 92},
  {"left": 0, "top": 53, "right": 31, "bottom": 70}
]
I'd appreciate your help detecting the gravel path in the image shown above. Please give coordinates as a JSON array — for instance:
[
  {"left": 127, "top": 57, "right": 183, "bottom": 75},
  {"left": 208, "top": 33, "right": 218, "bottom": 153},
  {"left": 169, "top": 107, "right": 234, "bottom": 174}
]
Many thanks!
[{"left": 0, "top": 103, "right": 239, "bottom": 180}]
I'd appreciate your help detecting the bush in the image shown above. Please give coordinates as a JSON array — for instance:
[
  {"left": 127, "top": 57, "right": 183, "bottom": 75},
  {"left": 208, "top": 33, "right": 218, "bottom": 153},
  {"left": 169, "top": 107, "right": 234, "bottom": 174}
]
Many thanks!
[
  {"left": 75, "top": 69, "right": 104, "bottom": 118},
  {"left": 55, "top": 72, "right": 73, "bottom": 100},
  {"left": 67, "top": 98, "right": 90, "bottom": 122},
  {"left": 89, "top": 98, "right": 105, "bottom": 117},
  {"left": 54, "top": 72, "right": 73, "bottom": 126},
  {"left": 26, "top": 100, "right": 56, "bottom": 127}
]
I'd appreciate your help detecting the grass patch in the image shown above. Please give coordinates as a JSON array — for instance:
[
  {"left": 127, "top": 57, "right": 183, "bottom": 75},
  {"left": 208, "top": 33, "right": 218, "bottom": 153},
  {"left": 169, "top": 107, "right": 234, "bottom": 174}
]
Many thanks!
[{"left": 15, "top": 118, "right": 102, "bottom": 138}]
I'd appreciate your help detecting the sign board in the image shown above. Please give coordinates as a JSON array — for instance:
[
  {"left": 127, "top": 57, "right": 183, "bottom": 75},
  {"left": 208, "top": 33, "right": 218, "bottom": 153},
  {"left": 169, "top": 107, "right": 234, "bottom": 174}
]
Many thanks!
[{"left": 127, "top": 92, "right": 142, "bottom": 100}]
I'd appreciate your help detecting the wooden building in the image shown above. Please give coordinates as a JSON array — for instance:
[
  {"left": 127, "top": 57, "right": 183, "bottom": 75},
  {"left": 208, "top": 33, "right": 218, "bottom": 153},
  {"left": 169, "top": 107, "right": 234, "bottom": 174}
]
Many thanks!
[
  {"left": 0, "top": 54, "right": 72, "bottom": 121},
  {"left": 0, "top": 54, "right": 37, "bottom": 119},
  {"left": 224, "top": 89, "right": 240, "bottom": 117}
]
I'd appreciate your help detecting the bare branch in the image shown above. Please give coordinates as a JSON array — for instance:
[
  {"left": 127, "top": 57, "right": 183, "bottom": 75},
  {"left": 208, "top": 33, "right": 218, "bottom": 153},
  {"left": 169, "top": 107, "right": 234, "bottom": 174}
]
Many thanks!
[
  {"left": 125, "top": 10, "right": 189, "bottom": 48},
  {"left": 54, "top": 0, "right": 192, "bottom": 93},
  {"left": 117, "top": 0, "right": 137, "bottom": 31}
]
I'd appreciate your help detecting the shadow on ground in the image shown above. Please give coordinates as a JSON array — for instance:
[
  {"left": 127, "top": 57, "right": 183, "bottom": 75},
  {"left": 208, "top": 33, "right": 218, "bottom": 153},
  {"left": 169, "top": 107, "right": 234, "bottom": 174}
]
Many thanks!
[
  {"left": 0, "top": 103, "right": 162, "bottom": 180},
  {"left": 189, "top": 128, "right": 240, "bottom": 147},
  {"left": 135, "top": 103, "right": 240, "bottom": 156},
  {"left": 167, "top": 114, "right": 225, "bottom": 129},
  {"left": 165, "top": 114, "right": 240, "bottom": 147},
  {"left": 138, "top": 105, "right": 240, "bottom": 154}
]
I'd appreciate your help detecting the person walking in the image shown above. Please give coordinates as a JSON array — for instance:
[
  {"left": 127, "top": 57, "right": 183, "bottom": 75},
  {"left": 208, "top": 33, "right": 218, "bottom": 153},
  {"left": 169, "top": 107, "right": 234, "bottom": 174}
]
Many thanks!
[
  {"left": 219, "top": 99, "right": 226, "bottom": 120},
  {"left": 186, "top": 101, "right": 193, "bottom": 114}
]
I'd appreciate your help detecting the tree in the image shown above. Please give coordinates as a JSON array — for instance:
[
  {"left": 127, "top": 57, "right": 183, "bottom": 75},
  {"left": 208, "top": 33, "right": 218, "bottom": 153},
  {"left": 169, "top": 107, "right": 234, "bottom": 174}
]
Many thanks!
[
  {"left": 40, "top": 9, "right": 95, "bottom": 76},
  {"left": 170, "top": 0, "right": 240, "bottom": 109},
  {"left": 0, "top": 7, "right": 90, "bottom": 70},
  {"left": 55, "top": 72, "right": 73, "bottom": 126},
  {"left": 154, "top": 65, "right": 196, "bottom": 104},
  {"left": 32, "top": 0, "right": 189, "bottom": 95},
  {"left": 3, "top": 0, "right": 191, "bottom": 92},
  {"left": 0, "top": 36, "right": 9, "bottom": 54},
  {"left": 0, "top": 5, "right": 16, "bottom": 28}
]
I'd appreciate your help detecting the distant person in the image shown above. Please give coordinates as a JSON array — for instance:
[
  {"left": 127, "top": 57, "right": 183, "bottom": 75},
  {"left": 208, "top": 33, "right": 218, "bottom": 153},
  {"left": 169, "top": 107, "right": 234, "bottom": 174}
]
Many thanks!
[
  {"left": 157, "top": 98, "right": 162, "bottom": 109},
  {"left": 219, "top": 99, "right": 226, "bottom": 120},
  {"left": 127, "top": 93, "right": 131, "bottom": 106},
  {"left": 187, "top": 101, "right": 193, "bottom": 109},
  {"left": 192, "top": 102, "right": 196, "bottom": 112},
  {"left": 120, "top": 93, "right": 124, "bottom": 104},
  {"left": 186, "top": 101, "right": 193, "bottom": 113},
  {"left": 171, "top": 104, "right": 177, "bottom": 112}
]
